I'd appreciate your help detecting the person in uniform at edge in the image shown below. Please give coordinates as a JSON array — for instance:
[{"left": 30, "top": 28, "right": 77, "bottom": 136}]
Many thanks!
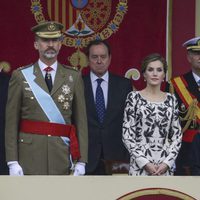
[
  {"left": 170, "top": 36, "right": 200, "bottom": 175},
  {"left": 83, "top": 40, "right": 133, "bottom": 175},
  {"left": 0, "top": 69, "right": 10, "bottom": 175},
  {"left": 5, "top": 21, "right": 88, "bottom": 175}
]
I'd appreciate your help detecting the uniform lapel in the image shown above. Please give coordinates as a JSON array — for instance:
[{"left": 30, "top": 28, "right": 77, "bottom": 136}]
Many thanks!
[
  {"left": 33, "top": 62, "right": 49, "bottom": 93},
  {"left": 84, "top": 75, "right": 99, "bottom": 122},
  {"left": 51, "top": 63, "right": 66, "bottom": 95},
  {"left": 185, "top": 71, "right": 200, "bottom": 101}
]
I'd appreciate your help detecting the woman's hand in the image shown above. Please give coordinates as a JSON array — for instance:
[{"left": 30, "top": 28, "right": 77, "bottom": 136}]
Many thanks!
[
  {"left": 144, "top": 163, "right": 158, "bottom": 175},
  {"left": 154, "top": 163, "right": 168, "bottom": 175}
]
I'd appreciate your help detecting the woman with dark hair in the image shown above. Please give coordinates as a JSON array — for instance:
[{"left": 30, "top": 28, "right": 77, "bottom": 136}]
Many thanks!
[{"left": 122, "top": 53, "right": 182, "bottom": 176}]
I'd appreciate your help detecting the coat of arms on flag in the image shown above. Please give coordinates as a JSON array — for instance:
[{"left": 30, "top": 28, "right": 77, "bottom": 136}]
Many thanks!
[{"left": 31, "top": 0, "right": 128, "bottom": 70}]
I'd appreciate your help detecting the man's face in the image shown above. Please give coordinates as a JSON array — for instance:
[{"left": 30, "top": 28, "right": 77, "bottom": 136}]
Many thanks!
[
  {"left": 88, "top": 43, "right": 111, "bottom": 77},
  {"left": 187, "top": 50, "right": 200, "bottom": 73},
  {"left": 34, "top": 37, "right": 62, "bottom": 61}
]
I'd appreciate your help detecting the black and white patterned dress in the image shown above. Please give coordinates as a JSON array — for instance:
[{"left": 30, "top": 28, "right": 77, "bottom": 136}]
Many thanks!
[{"left": 122, "top": 91, "right": 182, "bottom": 176}]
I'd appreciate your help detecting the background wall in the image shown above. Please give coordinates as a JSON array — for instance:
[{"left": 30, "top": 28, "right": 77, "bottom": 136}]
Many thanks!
[
  {"left": 0, "top": 0, "right": 198, "bottom": 90},
  {"left": 171, "top": 0, "right": 195, "bottom": 76},
  {"left": 196, "top": 0, "right": 200, "bottom": 35}
]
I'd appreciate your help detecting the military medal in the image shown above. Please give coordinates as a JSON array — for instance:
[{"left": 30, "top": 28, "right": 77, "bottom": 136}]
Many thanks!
[
  {"left": 63, "top": 102, "right": 70, "bottom": 110},
  {"left": 58, "top": 94, "right": 65, "bottom": 103},
  {"left": 58, "top": 84, "right": 73, "bottom": 110},
  {"left": 62, "top": 84, "right": 71, "bottom": 94}
]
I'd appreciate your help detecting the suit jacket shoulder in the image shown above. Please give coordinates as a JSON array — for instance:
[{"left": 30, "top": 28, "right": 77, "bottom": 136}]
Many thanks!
[
  {"left": 109, "top": 73, "right": 133, "bottom": 90},
  {"left": 109, "top": 72, "right": 130, "bottom": 81}
]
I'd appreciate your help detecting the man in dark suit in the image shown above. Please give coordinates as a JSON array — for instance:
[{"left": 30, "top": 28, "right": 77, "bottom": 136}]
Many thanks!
[
  {"left": 5, "top": 21, "right": 88, "bottom": 175},
  {"left": 0, "top": 71, "right": 10, "bottom": 175},
  {"left": 170, "top": 36, "right": 200, "bottom": 175},
  {"left": 83, "top": 40, "right": 133, "bottom": 175}
]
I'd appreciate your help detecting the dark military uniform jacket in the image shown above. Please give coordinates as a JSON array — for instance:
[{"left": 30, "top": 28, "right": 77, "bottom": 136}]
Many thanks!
[
  {"left": 171, "top": 70, "right": 200, "bottom": 175},
  {"left": 5, "top": 62, "right": 88, "bottom": 175}
]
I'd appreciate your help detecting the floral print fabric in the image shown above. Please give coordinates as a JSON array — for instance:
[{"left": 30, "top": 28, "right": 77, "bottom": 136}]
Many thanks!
[{"left": 123, "top": 91, "right": 182, "bottom": 176}]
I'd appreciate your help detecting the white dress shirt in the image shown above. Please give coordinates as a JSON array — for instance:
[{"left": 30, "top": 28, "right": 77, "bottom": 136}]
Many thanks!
[
  {"left": 192, "top": 71, "right": 200, "bottom": 86},
  {"left": 38, "top": 59, "right": 57, "bottom": 84}
]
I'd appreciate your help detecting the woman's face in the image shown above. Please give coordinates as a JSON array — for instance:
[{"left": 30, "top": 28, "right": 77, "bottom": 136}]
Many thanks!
[{"left": 143, "top": 60, "right": 165, "bottom": 86}]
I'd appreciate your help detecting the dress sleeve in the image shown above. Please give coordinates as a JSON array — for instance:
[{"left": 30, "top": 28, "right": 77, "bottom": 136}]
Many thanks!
[
  {"left": 122, "top": 91, "right": 149, "bottom": 168},
  {"left": 163, "top": 94, "right": 182, "bottom": 168}
]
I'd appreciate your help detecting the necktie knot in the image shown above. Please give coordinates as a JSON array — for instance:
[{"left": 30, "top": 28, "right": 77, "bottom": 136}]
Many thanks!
[
  {"left": 97, "top": 78, "right": 103, "bottom": 86},
  {"left": 44, "top": 66, "right": 53, "bottom": 72}
]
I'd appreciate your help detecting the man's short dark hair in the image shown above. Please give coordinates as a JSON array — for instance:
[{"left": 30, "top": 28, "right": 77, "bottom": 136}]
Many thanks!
[{"left": 86, "top": 40, "right": 111, "bottom": 57}]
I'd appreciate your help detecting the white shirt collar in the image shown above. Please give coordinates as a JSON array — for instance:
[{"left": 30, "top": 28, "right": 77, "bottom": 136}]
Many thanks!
[
  {"left": 192, "top": 71, "right": 200, "bottom": 84},
  {"left": 90, "top": 71, "right": 109, "bottom": 83},
  {"left": 38, "top": 59, "right": 57, "bottom": 72}
]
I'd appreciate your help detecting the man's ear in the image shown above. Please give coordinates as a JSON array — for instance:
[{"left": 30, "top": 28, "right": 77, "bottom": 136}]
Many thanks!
[
  {"left": 58, "top": 41, "right": 62, "bottom": 50},
  {"left": 186, "top": 53, "right": 191, "bottom": 63},
  {"left": 34, "top": 41, "right": 38, "bottom": 50}
]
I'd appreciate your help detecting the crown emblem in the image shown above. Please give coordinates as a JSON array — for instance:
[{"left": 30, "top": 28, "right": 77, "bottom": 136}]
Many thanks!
[{"left": 48, "top": 23, "right": 56, "bottom": 31}]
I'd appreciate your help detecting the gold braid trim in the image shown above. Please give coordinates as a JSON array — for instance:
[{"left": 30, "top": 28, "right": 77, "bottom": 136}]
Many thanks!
[{"left": 180, "top": 99, "right": 198, "bottom": 132}]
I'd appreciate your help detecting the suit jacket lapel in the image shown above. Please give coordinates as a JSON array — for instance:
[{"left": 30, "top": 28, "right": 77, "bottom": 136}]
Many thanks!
[
  {"left": 103, "top": 73, "right": 115, "bottom": 125},
  {"left": 84, "top": 75, "right": 98, "bottom": 122},
  {"left": 33, "top": 62, "right": 49, "bottom": 93}
]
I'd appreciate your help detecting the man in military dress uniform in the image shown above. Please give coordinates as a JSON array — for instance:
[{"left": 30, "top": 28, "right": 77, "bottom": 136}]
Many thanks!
[
  {"left": 5, "top": 21, "right": 88, "bottom": 175},
  {"left": 170, "top": 36, "right": 200, "bottom": 175}
]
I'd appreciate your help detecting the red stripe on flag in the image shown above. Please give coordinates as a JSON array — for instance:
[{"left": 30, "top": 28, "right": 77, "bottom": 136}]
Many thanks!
[{"left": 51, "top": 0, "right": 55, "bottom": 21}]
